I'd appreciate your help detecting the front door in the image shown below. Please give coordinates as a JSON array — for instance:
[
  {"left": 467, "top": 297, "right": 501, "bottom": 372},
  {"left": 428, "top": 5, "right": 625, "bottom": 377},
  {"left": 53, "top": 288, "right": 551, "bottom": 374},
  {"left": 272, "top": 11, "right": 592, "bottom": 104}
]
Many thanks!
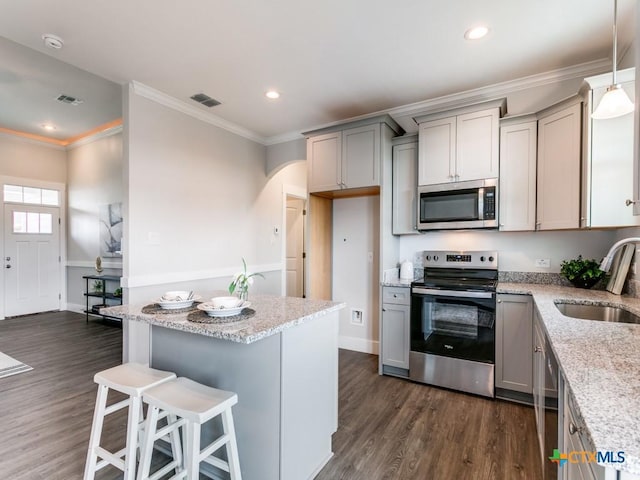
[{"left": 4, "top": 204, "right": 61, "bottom": 316}]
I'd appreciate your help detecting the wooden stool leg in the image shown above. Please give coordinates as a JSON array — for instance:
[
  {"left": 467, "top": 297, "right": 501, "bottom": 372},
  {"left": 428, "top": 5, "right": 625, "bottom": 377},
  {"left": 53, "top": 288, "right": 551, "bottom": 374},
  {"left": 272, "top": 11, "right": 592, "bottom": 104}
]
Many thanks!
[
  {"left": 136, "top": 405, "right": 159, "bottom": 480},
  {"left": 221, "top": 408, "right": 242, "bottom": 480},
  {"left": 124, "top": 396, "right": 142, "bottom": 480},
  {"left": 83, "top": 384, "right": 109, "bottom": 480},
  {"left": 185, "top": 421, "right": 201, "bottom": 480}
]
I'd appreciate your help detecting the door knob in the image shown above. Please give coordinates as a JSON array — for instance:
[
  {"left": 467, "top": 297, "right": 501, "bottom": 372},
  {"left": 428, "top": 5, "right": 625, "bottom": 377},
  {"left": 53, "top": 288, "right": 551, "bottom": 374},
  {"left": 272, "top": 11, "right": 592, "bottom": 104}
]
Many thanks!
[
  {"left": 5, "top": 265, "right": 11, "bottom": 269},
  {"left": 626, "top": 199, "right": 638, "bottom": 206}
]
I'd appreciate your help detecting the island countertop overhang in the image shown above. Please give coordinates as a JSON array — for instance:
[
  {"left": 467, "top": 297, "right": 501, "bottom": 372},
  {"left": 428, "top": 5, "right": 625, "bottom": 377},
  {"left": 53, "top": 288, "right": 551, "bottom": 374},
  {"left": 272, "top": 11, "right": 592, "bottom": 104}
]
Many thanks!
[{"left": 101, "top": 293, "right": 345, "bottom": 344}]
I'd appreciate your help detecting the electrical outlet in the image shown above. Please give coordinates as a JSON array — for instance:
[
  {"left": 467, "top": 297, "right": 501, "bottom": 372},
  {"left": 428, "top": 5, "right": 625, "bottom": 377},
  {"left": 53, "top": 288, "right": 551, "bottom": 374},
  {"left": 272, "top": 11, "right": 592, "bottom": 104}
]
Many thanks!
[
  {"left": 351, "top": 309, "right": 364, "bottom": 325},
  {"left": 535, "top": 258, "right": 551, "bottom": 268}
]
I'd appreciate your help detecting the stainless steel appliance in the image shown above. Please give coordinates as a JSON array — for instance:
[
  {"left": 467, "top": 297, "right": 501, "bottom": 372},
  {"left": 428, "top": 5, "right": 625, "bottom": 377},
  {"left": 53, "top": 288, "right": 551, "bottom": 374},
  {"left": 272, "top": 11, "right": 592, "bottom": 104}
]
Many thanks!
[
  {"left": 410, "top": 250, "right": 497, "bottom": 397},
  {"left": 417, "top": 178, "right": 498, "bottom": 231}
]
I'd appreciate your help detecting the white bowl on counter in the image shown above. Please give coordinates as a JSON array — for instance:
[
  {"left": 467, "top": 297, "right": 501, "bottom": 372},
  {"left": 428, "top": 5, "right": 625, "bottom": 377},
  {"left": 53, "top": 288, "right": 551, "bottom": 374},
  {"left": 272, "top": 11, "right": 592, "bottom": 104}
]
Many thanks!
[
  {"left": 198, "top": 301, "right": 250, "bottom": 317},
  {"left": 156, "top": 291, "right": 199, "bottom": 309},
  {"left": 210, "top": 296, "right": 243, "bottom": 309}
]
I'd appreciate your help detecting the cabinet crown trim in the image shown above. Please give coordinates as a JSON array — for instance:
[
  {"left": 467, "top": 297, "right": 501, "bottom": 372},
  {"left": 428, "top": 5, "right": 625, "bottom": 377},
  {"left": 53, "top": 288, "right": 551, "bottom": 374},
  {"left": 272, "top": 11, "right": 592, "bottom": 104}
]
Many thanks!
[
  {"left": 302, "top": 114, "right": 403, "bottom": 137},
  {"left": 499, "top": 113, "right": 537, "bottom": 126},
  {"left": 582, "top": 67, "right": 635, "bottom": 90},
  {"left": 535, "top": 94, "right": 582, "bottom": 120},
  {"left": 413, "top": 98, "right": 507, "bottom": 124}
]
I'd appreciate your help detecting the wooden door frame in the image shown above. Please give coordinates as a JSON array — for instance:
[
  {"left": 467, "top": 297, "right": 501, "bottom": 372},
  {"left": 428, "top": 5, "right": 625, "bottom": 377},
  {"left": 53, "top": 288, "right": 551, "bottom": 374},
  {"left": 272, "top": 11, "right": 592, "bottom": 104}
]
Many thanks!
[
  {"left": 281, "top": 185, "right": 307, "bottom": 297},
  {"left": 0, "top": 176, "right": 66, "bottom": 319}
]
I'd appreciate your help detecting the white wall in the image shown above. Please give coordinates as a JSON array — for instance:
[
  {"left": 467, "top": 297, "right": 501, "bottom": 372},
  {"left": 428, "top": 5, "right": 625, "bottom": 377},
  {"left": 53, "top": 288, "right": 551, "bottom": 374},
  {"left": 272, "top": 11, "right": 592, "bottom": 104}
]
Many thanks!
[
  {"left": 123, "top": 85, "right": 307, "bottom": 361},
  {"left": 65, "top": 131, "right": 124, "bottom": 309},
  {"left": 399, "top": 229, "right": 618, "bottom": 273},
  {"left": 332, "top": 196, "right": 380, "bottom": 354},
  {"left": 0, "top": 134, "right": 66, "bottom": 182}
]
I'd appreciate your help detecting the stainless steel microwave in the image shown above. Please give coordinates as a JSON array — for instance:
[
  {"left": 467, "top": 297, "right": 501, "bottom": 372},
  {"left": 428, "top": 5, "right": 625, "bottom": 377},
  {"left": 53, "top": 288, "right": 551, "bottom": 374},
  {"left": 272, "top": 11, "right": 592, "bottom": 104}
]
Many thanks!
[{"left": 417, "top": 178, "right": 498, "bottom": 230}]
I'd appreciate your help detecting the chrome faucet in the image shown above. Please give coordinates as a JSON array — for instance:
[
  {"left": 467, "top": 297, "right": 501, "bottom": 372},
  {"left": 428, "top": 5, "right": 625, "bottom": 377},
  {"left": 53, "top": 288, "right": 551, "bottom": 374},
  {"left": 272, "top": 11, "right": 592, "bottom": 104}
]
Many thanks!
[{"left": 599, "top": 237, "right": 640, "bottom": 272}]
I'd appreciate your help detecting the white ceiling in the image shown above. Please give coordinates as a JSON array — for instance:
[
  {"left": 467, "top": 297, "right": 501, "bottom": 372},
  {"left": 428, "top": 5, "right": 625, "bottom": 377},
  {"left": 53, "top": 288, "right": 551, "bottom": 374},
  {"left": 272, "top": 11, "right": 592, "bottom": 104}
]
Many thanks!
[{"left": 0, "top": 0, "right": 636, "bottom": 144}]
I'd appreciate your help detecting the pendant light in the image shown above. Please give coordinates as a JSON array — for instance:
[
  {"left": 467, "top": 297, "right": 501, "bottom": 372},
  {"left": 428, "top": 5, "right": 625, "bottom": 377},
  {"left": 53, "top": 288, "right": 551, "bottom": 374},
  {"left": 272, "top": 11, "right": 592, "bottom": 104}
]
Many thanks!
[{"left": 592, "top": 0, "right": 635, "bottom": 119}]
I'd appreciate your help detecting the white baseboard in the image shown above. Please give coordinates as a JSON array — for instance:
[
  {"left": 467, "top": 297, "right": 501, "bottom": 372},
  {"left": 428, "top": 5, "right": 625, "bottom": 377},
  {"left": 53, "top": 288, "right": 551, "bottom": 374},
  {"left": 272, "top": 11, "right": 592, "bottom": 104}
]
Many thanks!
[{"left": 338, "top": 335, "right": 379, "bottom": 355}]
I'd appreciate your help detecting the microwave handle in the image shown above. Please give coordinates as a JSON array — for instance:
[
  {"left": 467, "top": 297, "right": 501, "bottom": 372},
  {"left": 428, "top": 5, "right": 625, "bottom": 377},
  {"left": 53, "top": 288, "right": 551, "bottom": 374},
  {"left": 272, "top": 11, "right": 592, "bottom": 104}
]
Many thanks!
[{"left": 478, "top": 187, "right": 484, "bottom": 220}]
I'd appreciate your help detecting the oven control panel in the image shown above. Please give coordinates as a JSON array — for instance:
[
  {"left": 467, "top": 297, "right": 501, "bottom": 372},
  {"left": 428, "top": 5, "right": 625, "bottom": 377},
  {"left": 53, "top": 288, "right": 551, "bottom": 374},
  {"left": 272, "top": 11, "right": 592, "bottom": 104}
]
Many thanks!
[{"left": 422, "top": 250, "right": 498, "bottom": 269}]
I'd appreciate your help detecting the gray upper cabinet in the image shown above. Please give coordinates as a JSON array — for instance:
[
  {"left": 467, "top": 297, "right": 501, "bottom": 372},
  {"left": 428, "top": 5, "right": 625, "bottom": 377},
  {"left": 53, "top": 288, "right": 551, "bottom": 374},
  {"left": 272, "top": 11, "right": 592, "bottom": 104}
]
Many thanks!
[
  {"left": 392, "top": 135, "right": 418, "bottom": 235},
  {"left": 415, "top": 99, "right": 505, "bottom": 186},
  {"left": 536, "top": 96, "right": 582, "bottom": 230},
  {"left": 342, "top": 124, "right": 381, "bottom": 189},
  {"left": 582, "top": 68, "right": 639, "bottom": 228},
  {"left": 307, "top": 131, "right": 342, "bottom": 192},
  {"left": 499, "top": 115, "right": 537, "bottom": 231},
  {"left": 305, "top": 115, "right": 403, "bottom": 194}
]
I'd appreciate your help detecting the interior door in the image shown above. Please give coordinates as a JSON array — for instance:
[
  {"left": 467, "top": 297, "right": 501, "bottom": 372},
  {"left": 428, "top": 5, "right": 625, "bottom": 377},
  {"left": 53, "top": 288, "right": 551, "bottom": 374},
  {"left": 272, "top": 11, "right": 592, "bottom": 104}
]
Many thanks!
[
  {"left": 4, "top": 204, "right": 60, "bottom": 316},
  {"left": 286, "top": 197, "right": 304, "bottom": 297}
]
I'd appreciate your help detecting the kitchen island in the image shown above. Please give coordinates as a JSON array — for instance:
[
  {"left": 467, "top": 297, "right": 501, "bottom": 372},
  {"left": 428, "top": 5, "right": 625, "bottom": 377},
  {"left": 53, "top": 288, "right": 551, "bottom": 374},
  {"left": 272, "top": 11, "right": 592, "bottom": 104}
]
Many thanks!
[{"left": 102, "top": 294, "right": 344, "bottom": 480}]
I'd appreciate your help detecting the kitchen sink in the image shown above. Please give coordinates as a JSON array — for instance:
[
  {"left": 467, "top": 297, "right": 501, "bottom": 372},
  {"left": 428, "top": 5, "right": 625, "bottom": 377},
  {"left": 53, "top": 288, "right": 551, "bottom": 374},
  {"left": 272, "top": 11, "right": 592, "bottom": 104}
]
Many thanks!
[{"left": 555, "top": 302, "right": 640, "bottom": 324}]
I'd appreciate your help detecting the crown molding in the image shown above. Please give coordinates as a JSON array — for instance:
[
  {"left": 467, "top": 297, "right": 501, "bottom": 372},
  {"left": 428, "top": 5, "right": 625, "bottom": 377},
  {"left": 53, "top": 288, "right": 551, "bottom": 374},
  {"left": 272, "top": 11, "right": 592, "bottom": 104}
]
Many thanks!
[
  {"left": 0, "top": 129, "right": 66, "bottom": 150},
  {"left": 264, "top": 58, "right": 613, "bottom": 145},
  {"left": 130, "top": 81, "right": 268, "bottom": 145},
  {"left": 66, "top": 124, "right": 123, "bottom": 150}
]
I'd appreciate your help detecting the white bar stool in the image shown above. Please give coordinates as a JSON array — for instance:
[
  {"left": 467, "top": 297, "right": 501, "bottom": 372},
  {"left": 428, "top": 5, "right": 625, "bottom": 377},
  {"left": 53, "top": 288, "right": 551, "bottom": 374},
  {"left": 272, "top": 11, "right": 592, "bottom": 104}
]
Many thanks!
[
  {"left": 83, "top": 363, "right": 178, "bottom": 480},
  {"left": 137, "top": 377, "right": 242, "bottom": 480}
]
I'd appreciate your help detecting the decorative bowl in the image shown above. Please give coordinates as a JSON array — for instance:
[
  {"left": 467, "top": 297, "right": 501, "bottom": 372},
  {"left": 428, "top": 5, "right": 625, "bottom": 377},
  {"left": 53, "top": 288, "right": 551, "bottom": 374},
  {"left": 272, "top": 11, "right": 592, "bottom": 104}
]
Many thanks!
[
  {"left": 162, "top": 290, "right": 192, "bottom": 301},
  {"left": 211, "top": 296, "right": 243, "bottom": 309}
]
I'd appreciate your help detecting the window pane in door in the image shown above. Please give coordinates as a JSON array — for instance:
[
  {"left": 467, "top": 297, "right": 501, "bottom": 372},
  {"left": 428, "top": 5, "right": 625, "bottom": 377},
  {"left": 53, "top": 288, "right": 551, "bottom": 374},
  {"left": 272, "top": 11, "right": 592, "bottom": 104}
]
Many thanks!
[
  {"left": 4, "top": 185, "right": 23, "bottom": 203},
  {"left": 41, "top": 189, "right": 59, "bottom": 206},
  {"left": 27, "top": 212, "right": 40, "bottom": 233},
  {"left": 40, "top": 213, "right": 53, "bottom": 234},
  {"left": 13, "top": 211, "right": 27, "bottom": 233},
  {"left": 23, "top": 187, "right": 41, "bottom": 204}
]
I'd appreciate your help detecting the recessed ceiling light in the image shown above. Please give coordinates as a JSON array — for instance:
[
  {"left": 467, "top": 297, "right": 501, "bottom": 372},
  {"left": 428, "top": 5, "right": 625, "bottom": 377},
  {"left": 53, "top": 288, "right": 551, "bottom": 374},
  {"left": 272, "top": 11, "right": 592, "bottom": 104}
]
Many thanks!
[
  {"left": 464, "top": 25, "right": 489, "bottom": 40},
  {"left": 42, "top": 33, "right": 64, "bottom": 50},
  {"left": 42, "top": 124, "right": 56, "bottom": 131},
  {"left": 265, "top": 90, "right": 281, "bottom": 100}
]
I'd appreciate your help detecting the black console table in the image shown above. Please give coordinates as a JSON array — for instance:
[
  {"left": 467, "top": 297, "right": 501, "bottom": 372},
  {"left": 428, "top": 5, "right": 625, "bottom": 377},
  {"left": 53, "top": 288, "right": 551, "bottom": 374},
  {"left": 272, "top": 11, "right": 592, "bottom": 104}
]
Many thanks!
[{"left": 83, "top": 275, "right": 122, "bottom": 323}]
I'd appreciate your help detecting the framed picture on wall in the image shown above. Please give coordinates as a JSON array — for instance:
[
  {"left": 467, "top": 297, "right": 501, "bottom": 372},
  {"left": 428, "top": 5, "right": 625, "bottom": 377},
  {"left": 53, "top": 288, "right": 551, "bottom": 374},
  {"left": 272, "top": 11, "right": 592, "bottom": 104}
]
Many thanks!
[{"left": 100, "top": 202, "right": 123, "bottom": 257}]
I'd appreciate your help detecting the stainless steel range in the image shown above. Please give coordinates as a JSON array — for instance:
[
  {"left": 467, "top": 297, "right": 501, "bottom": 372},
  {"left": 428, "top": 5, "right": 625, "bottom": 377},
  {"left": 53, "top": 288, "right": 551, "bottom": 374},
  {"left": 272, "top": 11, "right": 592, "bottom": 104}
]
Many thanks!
[{"left": 409, "top": 250, "right": 497, "bottom": 398}]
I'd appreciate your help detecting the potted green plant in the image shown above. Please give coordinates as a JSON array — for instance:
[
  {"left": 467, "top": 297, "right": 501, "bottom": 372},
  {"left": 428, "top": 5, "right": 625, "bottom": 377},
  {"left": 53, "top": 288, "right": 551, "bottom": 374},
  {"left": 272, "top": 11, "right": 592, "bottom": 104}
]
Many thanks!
[{"left": 560, "top": 255, "right": 605, "bottom": 289}]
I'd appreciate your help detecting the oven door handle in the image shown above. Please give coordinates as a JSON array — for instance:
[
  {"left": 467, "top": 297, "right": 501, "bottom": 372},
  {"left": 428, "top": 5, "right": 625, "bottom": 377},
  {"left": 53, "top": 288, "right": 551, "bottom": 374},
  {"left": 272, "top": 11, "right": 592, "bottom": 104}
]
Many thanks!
[{"left": 412, "top": 287, "right": 494, "bottom": 299}]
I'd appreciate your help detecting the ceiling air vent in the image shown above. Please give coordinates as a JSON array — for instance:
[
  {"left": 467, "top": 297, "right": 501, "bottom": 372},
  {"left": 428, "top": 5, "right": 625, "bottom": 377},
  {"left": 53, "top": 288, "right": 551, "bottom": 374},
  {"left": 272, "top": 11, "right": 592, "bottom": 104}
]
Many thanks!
[
  {"left": 190, "top": 93, "right": 221, "bottom": 108},
  {"left": 56, "top": 94, "right": 83, "bottom": 106}
]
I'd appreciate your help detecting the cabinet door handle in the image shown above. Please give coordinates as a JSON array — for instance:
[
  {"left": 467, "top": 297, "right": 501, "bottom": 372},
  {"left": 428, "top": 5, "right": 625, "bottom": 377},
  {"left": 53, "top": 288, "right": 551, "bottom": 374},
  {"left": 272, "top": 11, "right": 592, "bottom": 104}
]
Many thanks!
[
  {"left": 382, "top": 308, "right": 386, "bottom": 312},
  {"left": 497, "top": 299, "right": 502, "bottom": 303},
  {"left": 534, "top": 346, "right": 542, "bottom": 353},
  {"left": 626, "top": 199, "right": 638, "bottom": 206}
]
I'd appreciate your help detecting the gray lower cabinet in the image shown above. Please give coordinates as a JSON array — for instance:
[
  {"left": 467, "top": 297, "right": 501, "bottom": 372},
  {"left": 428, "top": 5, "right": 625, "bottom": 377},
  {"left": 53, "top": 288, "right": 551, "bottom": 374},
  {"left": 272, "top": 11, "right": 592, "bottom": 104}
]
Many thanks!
[
  {"left": 381, "top": 286, "right": 410, "bottom": 377},
  {"left": 563, "top": 379, "right": 605, "bottom": 480},
  {"left": 496, "top": 294, "right": 533, "bottom": 397}
]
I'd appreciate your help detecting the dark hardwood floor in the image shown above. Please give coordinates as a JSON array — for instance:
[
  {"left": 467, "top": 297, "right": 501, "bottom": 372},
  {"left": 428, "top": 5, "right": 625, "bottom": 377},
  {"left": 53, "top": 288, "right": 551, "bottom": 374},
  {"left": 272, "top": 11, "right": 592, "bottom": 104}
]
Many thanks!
[
  {"left": 316, "top": 350, "right": 542, "bottom": 480},
  {"left": 0, "top": 312, "right": 541, "bottom": 480}
]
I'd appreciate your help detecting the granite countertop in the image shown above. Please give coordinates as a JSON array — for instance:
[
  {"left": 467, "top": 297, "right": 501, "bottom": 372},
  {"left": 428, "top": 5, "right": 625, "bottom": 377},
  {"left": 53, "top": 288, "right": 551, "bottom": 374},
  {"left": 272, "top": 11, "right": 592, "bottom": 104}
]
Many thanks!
[
  {"left": 498, "top": 282, "right": 640, "bottom": 475},
  {"left": 101, "top": 293, "right": 345, "bottom": 345}
]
